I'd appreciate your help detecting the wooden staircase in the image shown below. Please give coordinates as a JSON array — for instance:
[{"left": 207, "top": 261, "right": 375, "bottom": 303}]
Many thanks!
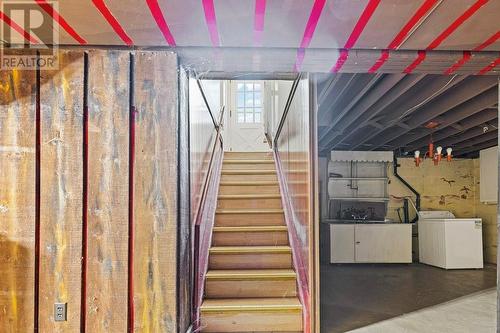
[{"left": 200, "top": 152, "right": 303, "bottom": 332}]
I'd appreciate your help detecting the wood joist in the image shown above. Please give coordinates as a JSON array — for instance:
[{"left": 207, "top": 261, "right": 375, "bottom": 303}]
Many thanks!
[{"left": 318, "top": 73, "right": 498, "bottom": 156}]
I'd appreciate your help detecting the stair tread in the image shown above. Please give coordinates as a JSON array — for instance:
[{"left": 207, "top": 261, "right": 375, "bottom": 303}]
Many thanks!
[
  {"left": 218, "top": 194, "right": 281, "bottom": 199},
  {"left": 224, "top": 159, "right": 274, "bottom": 164},
  {"left": 201, "top": 297, "right": 301, "bottom": 312},
  {"left": 213, "top": 226, "right": 288, "bottom": 232},
  {"left": 220, "top": 181, "right": 279, "bottom": 185},
  {"left": 210, "top": 246, "right": 291, "bottom": 254},
  {"left": 222, "top": 170, "right": 276, "bottom": 174},
  {"left": 206, "top": 269, "right": 296, "bottom": 280},
  {"left": 216, "top": 209, "right": 283, "bottom": 214}
]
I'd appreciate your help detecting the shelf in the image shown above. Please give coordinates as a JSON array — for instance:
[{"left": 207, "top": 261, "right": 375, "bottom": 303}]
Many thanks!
[{"left": 329, "top": 197, "right": 390, "bottom": 202}]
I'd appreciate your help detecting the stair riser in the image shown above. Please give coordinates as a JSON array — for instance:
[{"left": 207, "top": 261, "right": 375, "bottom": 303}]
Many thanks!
[
  {"left": 212, "top": 231, "right": 288, "bottom": 246},
  {"left": 205, "top": 279, "right": 297, "bottom": 298},
  {"left": 224, "top": 152, "right": 273, "bottom": 160},
  {"left": 209, "top": 253, "right": 292, "bottom": 269},
  {"left": 217, "top": 198, "right": 282, "bottom": 209},
  {"left": 215, "top": 213, "right": 285, "bottom": 226},
  {"left": 219, "top": 185, "right": 280, "bottom": 195},
  {"left": 200, "top": 311, "right": 302, "bottom": 332},
  {"left": 221, "top": 174, "right": 277, "bottom": 182},
  {"left": 222, "top": 163, "right": 275, "bottom": 170}
]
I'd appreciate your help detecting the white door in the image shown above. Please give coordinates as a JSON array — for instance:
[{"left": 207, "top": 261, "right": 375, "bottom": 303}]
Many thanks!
[
  {"left": 330, "top": 224, "right": 355, "bottom": 263},
  {"left": 225, "top": 81, "right": 270, "bottom": 152},
  {"left": 354, "top": 224, "right": 412, "bottom": 263}
]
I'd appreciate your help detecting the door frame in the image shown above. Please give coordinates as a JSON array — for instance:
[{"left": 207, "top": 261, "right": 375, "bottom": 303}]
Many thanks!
[{"left": 224, "top": 80, "right": 269, "bottom": 152}]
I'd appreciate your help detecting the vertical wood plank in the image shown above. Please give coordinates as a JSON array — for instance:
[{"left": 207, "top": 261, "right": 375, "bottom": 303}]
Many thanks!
[
  {"left": 133, "top": 51, "right": 178, "bottom": 332},
  {"left": 0, "top": 52, "right": 36, "bottom": 333},
  {"left": 39, "top": 50, "right": 84, "bottom": 332},
  {"left": 86, "top": 50, "right": 129, "bottom": 332}
]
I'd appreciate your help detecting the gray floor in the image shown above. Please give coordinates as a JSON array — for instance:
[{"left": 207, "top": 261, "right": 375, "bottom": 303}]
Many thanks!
[
  {"left": 320, "top": 263, "right": 497, "bottom": 333},
  {"left": 348, "top": 288, "right": 496, "bottom": 333}
]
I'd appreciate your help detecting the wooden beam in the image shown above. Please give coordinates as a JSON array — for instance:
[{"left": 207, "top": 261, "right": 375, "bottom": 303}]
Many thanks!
[
  {"left": 387, "top": 87, "right": 498, "bottom": 149},
  {"left": 346, "top": 75, "right": 466, "bottom": 150},
  {"left": 319, "top": 74, "right": 406, "bottom": 147},
  {"left": 406, "top": 108, "right": 497, "bottom": 151},
  {"left": 368, "top": 76, "right": 497, "bottom": 150}
]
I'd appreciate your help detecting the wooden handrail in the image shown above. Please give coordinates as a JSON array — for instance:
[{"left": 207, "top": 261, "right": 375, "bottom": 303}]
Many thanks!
[{"left": 273, "top": 73, "right": 302, "bottom": 148}]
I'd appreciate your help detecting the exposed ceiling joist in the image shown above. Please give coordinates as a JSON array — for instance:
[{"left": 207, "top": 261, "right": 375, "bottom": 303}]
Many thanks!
[
  {"left": 421, "top": 121, "right": 497, "bottom": 150},
  {"left": 318, "top": 74, "right": 343, "bottom": 107},
  {"left": 406, "top": 108, "right": 498, "bottom": 151},
  {"left": 330, "top": 74, "right": 426, "bottom": 151},
  {"left": 326, "top": 74, "right": 383, "bottom": 129},
  {"left": 453, "top": 130, "right": 498, "bottom": 151},
  {"left": 319, "top": 73, "right": 406, "bottom": 147},
  {"left": 368, "top": 76, "right": 498, "bottom": 150},
  {"left": 388, "top": 87, "right": 498, "bottom": 149},
  {"left": 318, "top": 74, "right": 359, "bottom": 126},
  {"left": 450, "top": 123, "right": 464, "bottom": 131},
  {"left": 341, "top": 75, "right": 465, "bottom": 150},
  {"left": 455, "top": 139, "right": 498, "bottom": 157}
]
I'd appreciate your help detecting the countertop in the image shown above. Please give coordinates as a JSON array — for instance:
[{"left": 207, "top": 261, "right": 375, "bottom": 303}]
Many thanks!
[{"left": 322, "top": 219, "right": 413, "bottom": 225}]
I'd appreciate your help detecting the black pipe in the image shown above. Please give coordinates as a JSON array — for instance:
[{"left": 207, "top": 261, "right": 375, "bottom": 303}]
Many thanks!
[
  {"left": 403, "top": 198, "right": 409, "bottom": 224},
  {"left": 393, "top": 155, "right": 420, "bottom": 222}
]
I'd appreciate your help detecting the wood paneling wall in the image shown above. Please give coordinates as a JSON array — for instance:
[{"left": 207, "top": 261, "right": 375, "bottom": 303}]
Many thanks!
[
  {"left": 0, "top": 49, "right": 189, "bottom": 332},
  {"left": 86, "top": 50, "right": 129, "bottom": 332},
  {"left": 0, "top": 50, "right": 37, "bottom": 333},
  {"left": 39, "top": 50, "right": 85, "bottom": 332},
  {"left": 275, "top": 76, "right": 319, "bottom": 332}
]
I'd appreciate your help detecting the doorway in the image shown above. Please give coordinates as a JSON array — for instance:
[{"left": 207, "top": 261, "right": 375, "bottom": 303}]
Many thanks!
[{"left": 225, "top": 80, "right": 269, "bottom": 152}]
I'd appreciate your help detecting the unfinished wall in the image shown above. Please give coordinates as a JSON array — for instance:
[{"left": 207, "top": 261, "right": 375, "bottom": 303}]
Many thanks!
[
  {"left": 0, "top": 49, "right": 190, "bottom": 332},
  {"left": 387, "top": 158, "right": 477, "bottom": 221},
  {"left": 473, "top": 159, "right": 497, "bottom": 264},
  {"left": 388, "top": 158, "right": 497, "bottom": 264}
]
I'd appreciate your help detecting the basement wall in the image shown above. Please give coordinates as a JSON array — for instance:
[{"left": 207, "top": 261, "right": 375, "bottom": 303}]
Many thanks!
[
  {"left": 0, "top": 49, "right": 190, "bottom": 332},
  {"left": 473, "top": 159, "right": 498, "bottom": 264},
  {"left": 388, "top": 158, "right": 497, "bottom": 264}
]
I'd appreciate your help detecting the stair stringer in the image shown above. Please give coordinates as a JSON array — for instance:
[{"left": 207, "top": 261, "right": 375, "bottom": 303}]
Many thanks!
[
  {"left": 273, "top": 149, "right": 310, "bottom": 333},
  {"left": 193, "top": 149, "right": 225, "bottom": 330}
]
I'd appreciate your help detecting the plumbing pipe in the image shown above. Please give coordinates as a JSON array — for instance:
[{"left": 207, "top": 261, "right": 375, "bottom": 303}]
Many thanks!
[{"left": 393, "top": 155, "right": 420, "bottom": 222}]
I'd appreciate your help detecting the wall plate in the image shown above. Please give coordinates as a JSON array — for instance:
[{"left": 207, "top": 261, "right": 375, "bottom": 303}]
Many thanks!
[{"left": 54, "top": 303, "right": 67, "bottom": 322}]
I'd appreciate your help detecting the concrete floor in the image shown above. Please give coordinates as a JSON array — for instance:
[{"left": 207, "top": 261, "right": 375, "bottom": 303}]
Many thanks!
[
  {"left": 348, "top": 288, "right": 496, "bottom": 333},
  {"left": 320, "top": 263, "right": 497, "bottom": 333}
]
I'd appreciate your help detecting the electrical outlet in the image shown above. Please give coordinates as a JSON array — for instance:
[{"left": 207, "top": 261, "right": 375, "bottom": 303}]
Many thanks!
[{"left": 54, "top": 303, "right": 67, "bottom": 322}]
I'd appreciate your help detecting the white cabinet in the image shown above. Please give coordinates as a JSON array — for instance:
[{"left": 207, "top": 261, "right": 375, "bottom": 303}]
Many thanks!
[
  {"left": 354, "top": 224, "right": 412, "bottom": 263},
  {"left": 330, "top": 224, "right": 355, "bottom": 262},
  {"left": 480, "top": 146, "right": 498, "bottom": 204},
  {"left": 330, "top": 224, "right": 412, "bottom": 263}
]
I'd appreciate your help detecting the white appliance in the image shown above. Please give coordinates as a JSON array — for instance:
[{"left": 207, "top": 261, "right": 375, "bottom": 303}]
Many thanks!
[{"left": 418, "top": 211, "right": 483, "bottom": 269}]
